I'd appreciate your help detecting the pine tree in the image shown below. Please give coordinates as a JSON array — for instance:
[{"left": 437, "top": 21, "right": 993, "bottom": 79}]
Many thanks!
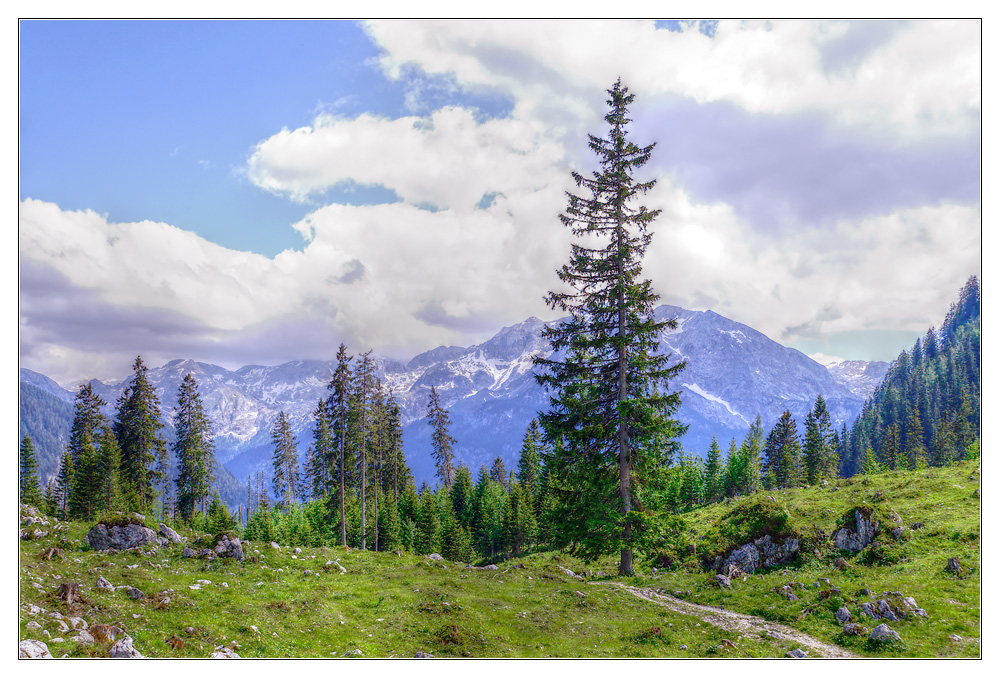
[
  {"left": 489, "top": 456, "right": 509, "bottom": 489},
  {"left": 427, "top": 386, "right": 457, "bottom": 489},
  {"left": 113, "top": 356, "right": 167, "bottom": 512},
  {"left": 271, "top": 410, "right": 300, "bottom": 509},
  {"left": 881, "top": 423, "right": 901, "bottom": 470},
  {"left": 534, "top": 79, "right": 686, "bottom": 576},
  {"left": 67, "top": 384, "right": 108, "bottom": 520},
  {"left": 765, "top": 411, "right": 800, "bottom": 489},
  {"left": 309, "top": 400, "right": 334, "bottom": 500},
  {"left": 19, "top": 435, "right": 43, "bottom": 507},
  {"left": 860, "top": 446, "right": 884, "bottom": 475},
  {"left": 516, "top": 419, "right": 543, "bottom": 507},
  {"left": 802, "top": 395, "right": 835, "bottom": 485},
  {"left": 904, "top": 405, "right": 928, "bottom": 469},
  {"left": 55, "top": 450, "right": 74, "bottom": 520},
  {"left": 97, "top": 424, "right": 125, "bottom": 512},
  {"left": 502, "top": 478, "right": 537, "bottom": 557},
  {"left": 415, "top": 486, "right": 440, "bottom": 555},
  {"left": 450, "top": 464, "right": 476, "bottom": 532},
  {"left": 381, "top": 390, "right": 407, "bottom": 507},
  {"left": 173, "top": 373, "right": 216, "bottom": 521},
  {"left": 353, "top": 351, "right": 377, "bottom": 550},
  {"left": 702, "top": 436, "right": 723, "bottom": 504},
  {"left": 735, "top": 416, "right": 765, "bottom": 495},
  {"left": 43, "top": 479, "right": 58, "bottom": 517},
  {"left": 328, "top": 343, "right": 353, "bottom": 547}
]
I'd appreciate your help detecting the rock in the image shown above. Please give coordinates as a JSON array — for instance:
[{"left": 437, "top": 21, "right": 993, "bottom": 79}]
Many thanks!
[
  {"left": 946, "top": 557, "right": 963, "bottom": 573},
  {"left": 785, "top": 592, "right": 798, "bottom": 601},
  {"left": 212, "top": 534, "right": 244, "bottom": 561},
  {"left": 19, "top": 639, "right": 52, "bottom": 658},
  {"left": 86, "top": 516, "right": 158, "bottom": 551},
  {"left": 270, "top": 541, "right": 281, "bottom": 550},
  {"left": 766, "top": 629, "right": 782, "bottom": 640},
  {"left": 843, "top": 623, "right": 868, "bottom": 636},
  {"left": 109, "top": 635, "right": 143, "bottom": 658},
  {"left": 860, "top": 602, "right": 878, "bottom": 619},
  {"left": 55, "top": 619, "right": 70, "bottom": 633},
  {"left": 833, "top": 509, "right": 878, "bottom": 553},
  {"left": 124, "top": 586, "right": 145, "bottom": 601},
  {"left": 71, "top": 630, "right": 95, "bottom": 645},
  {"left": 427, "top": 553, "right": 444, "bottom": 562},
  {"left": 26, "top": 604, "right": 44, "bottom": 616},
  {"left": 723, "top": 543, "right": 759, "bottom": 574},
  {"left": 158, "top": 523, "right": 183, "bottom": 543},
  {"left": 96, "top": 576, "right": 115, "bottom": 591},
  {"left": 857, "top": 588, "right": 873, "bottom": 597},
  {"left": 210, "top": 646, "right": 240, "bottom": 658},
  {"left": 182, "top": 546, "right": 199, "bottom": 558},
  {"left": 414, "top": 651, "right": 434, "bottom": 658},
  {"left": 722, "top": 563, "right": 743, "bottom": 578},
  {"left": 26, "top": 621, "right": 42, "bottom": 631},
  {"left": 911, "top": 522, "right": 924, "bottom": 530},
  {"left": 870, "top": 624, "right": 901, "bottom": 644},
  {"left": 785, "top": 648, "right": 808, "bottom": 657},
  {"left": 835, "top": 607, "right": 851, "bottom": 624},
  {"left": 720, "top": 639, "right": 737, "bottom": 649},
  {"left": 714, "top": 574, "right": 732, "bottom": 588},
  {"left": 343, "top": 649, "right": 363, "bottom": 657},
  {"left": 89, "top": 624, "right": 125, "bottom": 645},
  {"left": 293, "top": 547, "right": 302, "bottom": 554},
  {"left": 891, "top": 526, "right": 906, "bottom": 540},
  {"left": 679, "top": 644, "right": 688, "bottom": 650},
  {"left": 902, "top": 597, "right": 929, "bottom": 618}
]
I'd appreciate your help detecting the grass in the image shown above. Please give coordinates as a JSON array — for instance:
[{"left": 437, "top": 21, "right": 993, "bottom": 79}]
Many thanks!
[{"left": 18, "top": 460, "right": 980, "bottom": 658}]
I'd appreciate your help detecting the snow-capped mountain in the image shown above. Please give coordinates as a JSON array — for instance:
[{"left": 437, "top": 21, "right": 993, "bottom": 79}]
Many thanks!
[
  {"left": 19, "top": 304, "right": 889, "bottom": 494},
  {"left": 825, "top": 360, "right": 891, "bottom": 399}
]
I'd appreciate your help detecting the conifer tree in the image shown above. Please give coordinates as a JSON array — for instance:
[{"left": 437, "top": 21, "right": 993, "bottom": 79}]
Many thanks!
[
  {"left": 328, "top": 343, "right": 353, "bottom": 546},
  {"left": 113, "top": 356, "right": 167, "bottom": 511},
  {"left": 450, "top": 464, "right": 476, "bottom": 532},
  {"left": 904, "top": 405, "right": 928, "bottom": 469},
  {"left": 271, "top": 410, "right": 300, "bottom": 509},
  {"left": 516, "top": 419, "right": 543, "bottom": 506},
  {"left": 308, "top": 400, "right": 334, "bottom": 500},
  {"left": 489, "top": 456, "right": 509, "bottom": 489},
  {"left": 67, "top": 384, "right": 108, "bottom": 520},
  {"left": 19, "top": 435, "right": 43, "bottom": 507},
  {"left": 381, "top": 390, "right": 407, "bottom": 507},
  {"left": 802, "top": 395, "right": 836, "bottom": 484},
  {"left": 353, "top": 351, "right": 377, "bottom": 549},
  {"left": 43, "top": 479, "right": 58, "bottom": 517},
  {"left": 702, "top": 436, "right": 723, "bottom": 504},
  {"left": 97, "top": 424, "right": 125, "bottom": 511},
  {"left": 881, "top": 423, "right": 901, "bottom": 470},
  {"left": 55, "top": 450, "right": 74, "bottom": 520},
  {"left": 427, "top": 386, "right": 457, "bottom": 489},
  {"left": 173, "top": 373, "right": 216, "bottom": 520},
  {"left": 415, "top": 486, "right": 440, "bottom": 555},
  {"left": 764, "top": 411, "right": 800, "bottom": 489},
  {"left": 502, "top": 478, "right": 537, "bottom": 556},
  {"left": 534, "top": 80, "right": 685, "bottom": 576}
]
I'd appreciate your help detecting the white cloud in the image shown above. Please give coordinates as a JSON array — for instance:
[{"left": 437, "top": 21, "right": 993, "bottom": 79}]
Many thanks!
[{"left": 364, "top": 19, "right": 980, "bottom": 141}]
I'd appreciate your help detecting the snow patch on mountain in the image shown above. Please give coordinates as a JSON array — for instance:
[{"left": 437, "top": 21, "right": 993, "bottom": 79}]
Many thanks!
[{"left": 683, "top": 382, "right": 751, "bottom": 425}]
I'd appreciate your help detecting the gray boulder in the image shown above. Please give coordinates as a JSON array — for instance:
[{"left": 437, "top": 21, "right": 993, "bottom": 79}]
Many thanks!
[
  {"left": 877, "top": 598, "right": 900, "bottom": 621},
  {"left": 860, "top": 602, "right": 878, "bottom": 619},
  {"left": 843, "top": 623, "right": 867, "bottom": 636},
  {"left": 213, "top": 534, "right": 244, "bottom": 561},
  {"left": 719, "top": 534, "right": 800, "bottom": 574},
  {"left": 87, "top": 518, "right": 158, "bottom": 551},
  {"left": 18, "top": 639, "right": 52, "bottom": 658},
  {"left": 182, "top": 546, "right": 199, "bottom": 558},
  {"left": 427, "top": 553, "right": 444, "bottom": 562},
  {"left": 785, "top": 648, "right": 808, "bottom": 657},
  {"left": 833, "top": 509, "right": 878, "bottom": 553},
  {"left": 714, "top": 574, "right": 732, "bottom": 588},
  {"left": 158, "top": 523, "right": 183, "bottom": 543},
  {"left": 124, "top": 586, "right": 145, "bottom": 601},
  {"left": 96, "top": 576, "right": 115, "bottom": 591},
  {"left": 835, "top": 607, "right": 851, "bottom": 624},
  {"left": 870, "top": 624, "right": 901, "bottom": 644},
  {"left": 109, "top": 635, "right": 144, "bottom": 658}
]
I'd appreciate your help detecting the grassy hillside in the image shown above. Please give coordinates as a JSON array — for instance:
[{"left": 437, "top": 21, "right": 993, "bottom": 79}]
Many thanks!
[{"left": 18, "top": 460, "right": 979, "bottom": 658}]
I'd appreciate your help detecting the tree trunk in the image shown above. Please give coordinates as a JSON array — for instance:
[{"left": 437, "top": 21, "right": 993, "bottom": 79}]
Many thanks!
[{"left": 616, "top": 213, "right": 634, "bottom": 577}]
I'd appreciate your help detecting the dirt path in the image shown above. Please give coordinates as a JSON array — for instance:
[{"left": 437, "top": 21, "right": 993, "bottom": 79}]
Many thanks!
[{"left": 598, "top": 582, "right": 857, "bottom": 658}]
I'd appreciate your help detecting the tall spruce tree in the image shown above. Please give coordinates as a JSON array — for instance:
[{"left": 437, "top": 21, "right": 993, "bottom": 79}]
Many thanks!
[
  {"left": 67, "top": 384, "right": 108, "bottom": 520},
  {"left": 173, "top": 373, "right": 216, "bottom": 520},
  {"left": 702, "top": 436, "right": 723, "bottom": 503},
  {"left": 113, "top": 356, "right": 167, "bottom": 511},
  {"left": 271, "top": 410, "right": 300, "bottom": 509},
  {"left": 427, "top": 386, "right": 457, "bottom": 489},
  {"left": 802, "top": 395, "right": 836, "bottom": 485},
  {"left": 328, "top": 343, "right": 353, "bottom": 547},
  {"left": 308, "top": 401, "right": 333, "bottom": 500},
  {"left": 353, "top": 351, "right": 377, "bottom": 549},
  {"left": 19, "top": 435, "right": 43, "bottom": 507},
  {"left": 534, "top": 79, "right": 686, "bottom": 576},
  {"left": 764, "top": 410, "right": 800, "bottom": 489},
  {"left": 516, "top": 419, "right": 543, "bottom": 506}
]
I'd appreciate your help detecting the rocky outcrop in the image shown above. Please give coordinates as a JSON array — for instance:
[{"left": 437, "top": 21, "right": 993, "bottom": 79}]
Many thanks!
[
  {"left": 158, "top": 523, "right": 183, "bottom": 544},
  {"left": 212, "top": 534, "right": 244, "bottom": 561},
  {"left": 109, "top": 635, "right": 143, "bottom": 658},
  {"left": 833, "top": 509, "right": 878, "bottom": 553},
  {"left": 718, "top": 534, "right": 800, "bottom": 574},
  {"left": 87, "top": 514, "right": 158, "bottom": 551},
  {"left": 870, "top": 624, "right": 901, "bottom": 644}
]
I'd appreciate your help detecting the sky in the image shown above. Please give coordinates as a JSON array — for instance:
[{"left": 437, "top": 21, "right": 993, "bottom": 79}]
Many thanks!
[{"left": 18, "top": 19, "right": 982, "bottom": 385}]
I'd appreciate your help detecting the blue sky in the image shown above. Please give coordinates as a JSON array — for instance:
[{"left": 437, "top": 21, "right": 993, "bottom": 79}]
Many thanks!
[{"left": 18, "top": 20, "right": 982, "bottom": 383}]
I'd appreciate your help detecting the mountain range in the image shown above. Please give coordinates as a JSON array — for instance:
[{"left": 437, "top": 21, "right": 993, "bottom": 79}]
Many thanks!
[{"left": 18, "top": 305, "right": 888, "bottom": 507}]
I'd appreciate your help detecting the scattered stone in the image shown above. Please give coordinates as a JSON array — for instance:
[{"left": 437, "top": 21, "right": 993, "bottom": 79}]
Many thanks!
[
  {"left": 67, "top": 616, "right": 87, "bottom": 630},
  {"left": 902, "top": 597, "right": 929, "bottom": 617},
  {"left": 293, "top": 547, "right": 302, "bottom": 555},
  {"left": 857, "top": 588, "right": 873, "bottom": 597},
  {"left": 720, "top": 639, "right": 737, "bottom": 649},
  {"left": 860, "top": 602, "right": 878, "bottom": 619},
  {"left": 166, "top": 635, "right": 186, "bottom": 650},
  {"left": 427, "top": 553, "right": 444, "bottom": 562},
  {"left": 26, "top": 621, "right": 43, "bottom": 631},
  {"left": 891, "top": 526, "right": 906, "bottom": 540},
  {"left": 270, "top": 541, "right": 281, "bottom": 550},
  {"left": 870, "top": 624, "right": 901, "bottom": 644},
  {"left": 946, "top": 557, "right": 963, "bottom": 573},
  {"left": 766, "top": 629, "right": 782, "bottom": 640},
  {"left": 109, "top": 635, "right": 143, "bottom": 658},
  {"left": 26, "top": 604, "right": 44, "bottom": 616},
  {"left": 342, "top": 648, "right": 363, "bottom": 657},
  {"left": 89, "top": 624, "right": 125, "bottom": 645},
  {"left": 125, "top": 586, "right": 145, "bottom": 601},
  {"left": 414, "top": 651, "right": 434, "bottom": 658},
  {"left": 96, "top": 576, "right": 115, "bottom": 591},
  {"left": 19, "top": 639, "right": 52, "bottom": 658},
  {"left": 679, "top": 644, "right": 688, "bottom": 650},
  {"left": 210, "top": 646, "right": 240, "bottom": 658},
  {"left": 158, "top": 523, "right": 183, "bottom": 543},
  {"left": 833, "top": 557, "right": 851, "bottom": 571},
  {"left": 786, "top": 648, "right": 808, "bottom": 657},
  {"left": 55, "top": 619, "right": 70, "bottom": 633},
  {"left": 835, "top": 607, "right": 851, "bottom": 624},
  {"left": 950, "top": 634, "right": 962, "bottom": 642},
  {"left": 71, "top": 630, "right": 95, "bottom": 645},
  {"left": 785, "top": 592, "right": 798, "bottom": 601},
  {"left": 843, "top": 623, "right": 868, "bottom": 636},
  {"left": 714, "top": 574, "right": 732, "bottom": 588}
]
